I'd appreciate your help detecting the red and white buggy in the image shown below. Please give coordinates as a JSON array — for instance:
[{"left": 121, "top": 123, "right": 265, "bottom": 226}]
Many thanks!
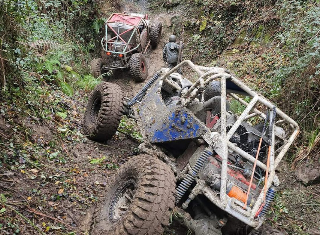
[{"left": 90, "top": 12, "right": 162, "bottom": 82}]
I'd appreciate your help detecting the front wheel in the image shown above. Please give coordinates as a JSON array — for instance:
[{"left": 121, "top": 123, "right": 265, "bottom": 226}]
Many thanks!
[
  {"left": 92, "top": 155, "right": 176, "bottom": 235},
  {"left": 129, "top": 53, "right": 148, "bottom": 82},
  {"left": 82, "top": 82, "right": 123, "bottom": 142},
  {"left": 90, "top": 58, "right": 103, "bottom": 78},
  {"left": 150, "top": 22, "right": 162, "bottom": 49}
]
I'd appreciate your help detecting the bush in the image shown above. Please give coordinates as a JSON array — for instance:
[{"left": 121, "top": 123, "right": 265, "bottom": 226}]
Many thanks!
[{"left": 272, "top": 0, "right": 320, "bottom": 133}]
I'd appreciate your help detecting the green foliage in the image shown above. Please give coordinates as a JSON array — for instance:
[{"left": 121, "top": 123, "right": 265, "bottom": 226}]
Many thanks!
[
  {"left": 118, "top": 116, "right": 143, "bottom": 142},
  {"left": 0, "top": 194, "right": 7, "bottom": 204},
  {"left": 199, "top": 16, "right": 207, "bottom": 32},
  {"left": 76, "top": 75, "right": 101, "bottom": 91},
  {"left": 89, "top": 156, "right": 106, "bottom": 165},
  {"left": 270, "top": 191, "right": 289, "bottom": 222},
  {"left": 0, "top": 0, "right": 100, "bottom": 96},
  {"left": 271, "top": 1, "right": 320, "bottom": 132},
  {"left": 229, "top": 96, "right": 251, "bottom": 115}
]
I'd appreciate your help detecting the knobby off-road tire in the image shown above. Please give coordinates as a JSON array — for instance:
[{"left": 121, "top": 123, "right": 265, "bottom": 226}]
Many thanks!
[
  {"left": 129, "top": 53, "right": 148, "bottom": 82},
  {"left": 82, "top": 82, "right": 123, "bottom": 142},
  {"left": 140, "top": 28, "right": 148, "bottom": 52},
  {"left": 92, "top": 155, "right": 176, "bottom": 235},
  {"left": 149, "top": 22, "right": 162, "bottom": 49},
  {"left": 90, "top": 58, "right": 103, "bottom": 78}
]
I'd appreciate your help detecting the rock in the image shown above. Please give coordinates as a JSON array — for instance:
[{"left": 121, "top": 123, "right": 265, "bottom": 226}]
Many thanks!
[{"left": 295, "top": 157, "right": 320, "bottom": 185}]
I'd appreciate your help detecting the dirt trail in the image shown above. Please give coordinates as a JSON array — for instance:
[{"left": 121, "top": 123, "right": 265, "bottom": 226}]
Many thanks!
[
  {"left": 101, "top": 0, "right": 173, "bottom": 100},
  {"left": 76, "top": 1, "right": 183, "bottom": 233}
]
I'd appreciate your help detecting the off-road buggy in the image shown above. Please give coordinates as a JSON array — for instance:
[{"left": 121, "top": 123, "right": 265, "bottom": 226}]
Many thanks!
[
  {"left": 91, "top": 12, "right": 162, "bottom": 82},
  {"left": 84, "top": 61, "right": 299, "bottom": 234}
]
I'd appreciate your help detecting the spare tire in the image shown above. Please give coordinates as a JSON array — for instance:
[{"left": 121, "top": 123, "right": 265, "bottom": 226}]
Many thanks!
[
  {"left": 150, "top": 22, "right": 162, "bottom": 49},
  {"left": 92, "top": 155, "right": 176, "bottom": 235},
  {"left": 90, "top": 58, "right": 103, "bottom": 78},
  {"left": 129, "top": 53, "right": 148, "bottom": 82},
  {"left": 82, "top": 82, "right": 123, "bottom": 142}
]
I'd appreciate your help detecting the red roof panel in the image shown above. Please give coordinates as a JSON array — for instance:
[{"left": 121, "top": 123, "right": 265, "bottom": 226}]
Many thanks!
[{"left": 108, "top": 13, "right": 142, "bottom": 26}]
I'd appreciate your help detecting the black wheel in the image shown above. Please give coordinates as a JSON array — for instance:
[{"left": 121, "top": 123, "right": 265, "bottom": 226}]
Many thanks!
[
  {"left": 150, "top": 22, "right": 162, "bottom": 49},
  {"left": 90, "top": 58, "right": 103, "bottom": 78},
  {"left": 82, "top": 82, "right": 123, "bottom": 142},
  {"left": 92, "top": 155, "right": 176, "bottom": 235},
  {"left": 129, "top": 53, "right": 148, "bottom": 82}
]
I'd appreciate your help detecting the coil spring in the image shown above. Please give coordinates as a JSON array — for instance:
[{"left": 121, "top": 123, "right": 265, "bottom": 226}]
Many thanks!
[
  {"left": 258, "top": 187, "right": 275, "bottom": 218},
  {"left": 176, "top": 149, "right": 213, "bottom": 202},
  {"left": 127, "top": 72, "right": 160, "bottom": 107}
]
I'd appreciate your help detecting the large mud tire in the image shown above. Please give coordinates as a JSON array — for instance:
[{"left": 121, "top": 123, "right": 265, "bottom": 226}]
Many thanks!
[
  {"left": 129, "top": 53, "right": 148, "bottom": 82},
  {"left": 140, "top": 28, "right": 148, "bottom": 52},
  {"left": 92, "top": 155, "right": 176, "bottom": 235},
  {"left": 90, "top": 58, "right": 103, "bottom": 78},
  {"left": 149, "top": 22, "right": 162, "bottom": 49},
  {"left": 82, "top": 82, "right": 123, "bottom": 142}
]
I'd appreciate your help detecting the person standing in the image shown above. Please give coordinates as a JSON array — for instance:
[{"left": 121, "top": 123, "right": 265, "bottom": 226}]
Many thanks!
[{"left": 163, "top": 35, "right": 182, "bottom": 69}]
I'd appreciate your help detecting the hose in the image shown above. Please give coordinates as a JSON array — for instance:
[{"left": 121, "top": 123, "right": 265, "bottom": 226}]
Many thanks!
[{"left": 176, "top": 149, "right": 213, "bottom": 202}]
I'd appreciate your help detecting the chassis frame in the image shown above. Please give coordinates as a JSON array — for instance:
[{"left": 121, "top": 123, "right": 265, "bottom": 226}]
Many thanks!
[
  {"left": 101, "top": 13, "right": 149, "bottom": 69},
  {"left": 126, "top": 60, "right": 300, "bottom": 228}
]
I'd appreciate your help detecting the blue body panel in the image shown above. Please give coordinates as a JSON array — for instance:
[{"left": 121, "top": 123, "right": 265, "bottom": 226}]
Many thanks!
[
  {"left": 138, "top": 81, "right": 207, "bottom": 143},
  {"left": 152, "top": 110, "right": 201, "bottom": 142}
]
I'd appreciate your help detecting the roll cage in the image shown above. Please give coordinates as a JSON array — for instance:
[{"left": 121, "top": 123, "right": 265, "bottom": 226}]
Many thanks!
[{"left": 101, "top": 13, "right": 148, "bottom": 57}]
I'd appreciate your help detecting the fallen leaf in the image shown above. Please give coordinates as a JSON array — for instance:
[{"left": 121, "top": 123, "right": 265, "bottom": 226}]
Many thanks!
[
  {"left": 27, "top": 197, "right": 32, "bottom": 200},
  {"left": 58, "top": 188, "right": 64, "bottom": 194},
  {"left": 30, "top": 169, "right": 39, "bottom": 174}
]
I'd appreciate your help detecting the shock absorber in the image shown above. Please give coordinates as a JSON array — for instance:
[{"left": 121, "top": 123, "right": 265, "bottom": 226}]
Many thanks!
[
  {"left": 258, "top": 187, "right": 276, "bottom": 218},
  {"left": 176, "top": 149, "right": 213, "bottom": 203}
]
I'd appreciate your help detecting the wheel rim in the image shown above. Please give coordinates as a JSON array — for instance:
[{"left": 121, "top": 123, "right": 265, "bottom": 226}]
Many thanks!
[
  {"left": 91, "top": 95, "right": 101, "bottom": 123},
  {"left": 141, "top": 61, "right": 146, "bottom": 73},
  {"left": 158, "top": 26, "right": 162, "bottom": 43},
  {"left": 109, "top": 179, "right": 136, "bottom": 221}
]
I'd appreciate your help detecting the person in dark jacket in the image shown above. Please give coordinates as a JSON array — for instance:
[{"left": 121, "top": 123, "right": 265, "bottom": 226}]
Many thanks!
[{"left": 163, "top": 35, "right": 181, "bottom": 69}]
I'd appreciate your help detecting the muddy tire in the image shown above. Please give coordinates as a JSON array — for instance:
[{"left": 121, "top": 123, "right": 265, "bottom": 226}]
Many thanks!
[
  {"left": 149, "top": 22, "right": 162, "bottom": 49},
  {"left": 82, "top": 82, "right": 123, "bottom": 142},
  {"left": 92, "top": 155, "right": 176, "bottom": 235},
  {"left": 90, "top": 58, "right": 103, "bottom": 78},
  {"left": 129, "top": 53, "right": 148, "bottom": 82},
  {"left": 140, "top": 28, "right": 148, "bottom": 52}
]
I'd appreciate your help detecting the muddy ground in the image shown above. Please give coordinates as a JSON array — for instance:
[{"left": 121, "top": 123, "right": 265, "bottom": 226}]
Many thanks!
[
  {"left": 0, "top": 0, "right": 190, "bottom": 234},
  {"left": 1, "top": 0, "right": 320, "bottom": 234}
]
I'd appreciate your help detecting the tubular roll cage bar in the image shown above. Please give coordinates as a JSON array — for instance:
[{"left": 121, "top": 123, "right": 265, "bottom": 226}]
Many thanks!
[
  {"left": 101, "top": 13, "right": 147, "bottom": 59},
  {"left": 158, "top": 60, "right": 300, "bottom": 227}
]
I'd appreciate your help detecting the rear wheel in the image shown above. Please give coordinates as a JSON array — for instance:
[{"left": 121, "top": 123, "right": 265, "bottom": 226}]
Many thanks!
[
  {"left": 82, "top": 82, "right": 123, "bottom": 142},
  {"left": 92, "top": 155, "right": 176, "bottom": 235},
  {"left": 129, "top": 53, "right": 148, "bottom": 82},
  {"left": 150, "top": 22, "right": 162, "bottom": 49},
  {"left": 90, "top": 58, "right": 103, "bottom": 78},
  {"left": 140, "top": 28, "right": 148, "bottom": 52}
]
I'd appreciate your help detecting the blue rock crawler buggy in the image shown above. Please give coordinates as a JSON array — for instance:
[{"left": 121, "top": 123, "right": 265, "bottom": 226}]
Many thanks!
[{"left": 84, "top": 61, "right": 299, "bottom": 235}]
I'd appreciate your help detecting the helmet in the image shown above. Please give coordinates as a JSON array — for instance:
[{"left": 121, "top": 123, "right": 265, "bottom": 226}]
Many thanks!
[{"left": 169, "top": 35, "right": 176, "bottom": 42}]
